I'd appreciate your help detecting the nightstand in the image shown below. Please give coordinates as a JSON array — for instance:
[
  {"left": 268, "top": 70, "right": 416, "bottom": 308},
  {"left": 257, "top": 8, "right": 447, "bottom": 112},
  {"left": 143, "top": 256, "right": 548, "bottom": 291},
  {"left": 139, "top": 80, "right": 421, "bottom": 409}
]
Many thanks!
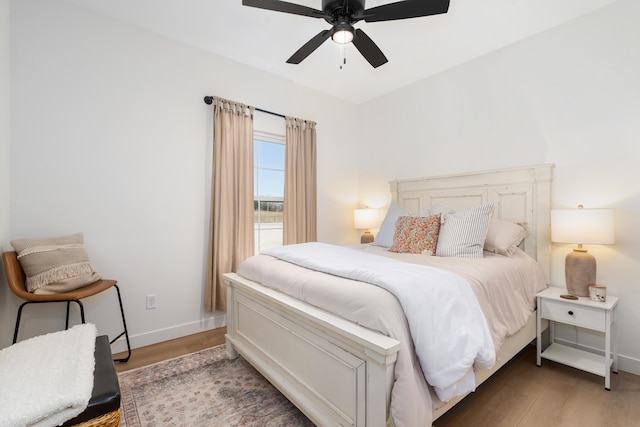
[{"left": 536, "top": 287, "right": 618, "bottom": 390}]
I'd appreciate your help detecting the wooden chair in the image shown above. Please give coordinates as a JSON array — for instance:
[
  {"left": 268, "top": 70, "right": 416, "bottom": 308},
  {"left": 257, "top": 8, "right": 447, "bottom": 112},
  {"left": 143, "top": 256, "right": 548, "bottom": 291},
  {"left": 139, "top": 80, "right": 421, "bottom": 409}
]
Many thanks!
[{"left": 2, "top": 251, "right": 131, "bottom": 362}]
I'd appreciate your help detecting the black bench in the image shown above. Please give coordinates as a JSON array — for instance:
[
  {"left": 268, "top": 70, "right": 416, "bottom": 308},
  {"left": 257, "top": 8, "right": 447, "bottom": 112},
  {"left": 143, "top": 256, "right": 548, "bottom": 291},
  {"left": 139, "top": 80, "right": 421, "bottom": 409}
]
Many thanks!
[{"left": 62, "top": 335, "right": 121, "bottom": 426}]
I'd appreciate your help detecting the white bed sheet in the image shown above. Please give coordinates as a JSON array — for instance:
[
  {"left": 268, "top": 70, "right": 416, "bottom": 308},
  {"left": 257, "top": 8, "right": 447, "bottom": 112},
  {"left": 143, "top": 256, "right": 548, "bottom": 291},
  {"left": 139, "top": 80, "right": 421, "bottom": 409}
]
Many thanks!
[{"left": 237, "top": 245, "right": 547, "bottom": 427}]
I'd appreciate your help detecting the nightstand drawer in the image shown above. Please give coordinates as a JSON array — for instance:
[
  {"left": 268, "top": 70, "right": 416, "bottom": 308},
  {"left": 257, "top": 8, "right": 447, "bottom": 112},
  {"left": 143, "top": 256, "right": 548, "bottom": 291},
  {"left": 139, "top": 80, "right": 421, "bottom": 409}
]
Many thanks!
[{"left": 540, "top": 300, "right": 605, "bottom": 331}]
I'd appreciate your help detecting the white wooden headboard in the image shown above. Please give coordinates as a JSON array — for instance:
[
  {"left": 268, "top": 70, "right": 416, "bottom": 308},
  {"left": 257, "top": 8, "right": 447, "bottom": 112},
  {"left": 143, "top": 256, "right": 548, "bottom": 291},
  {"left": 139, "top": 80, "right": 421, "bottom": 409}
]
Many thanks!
[{"left": 390, "top": 164, "right": 554, "bottom": 283}]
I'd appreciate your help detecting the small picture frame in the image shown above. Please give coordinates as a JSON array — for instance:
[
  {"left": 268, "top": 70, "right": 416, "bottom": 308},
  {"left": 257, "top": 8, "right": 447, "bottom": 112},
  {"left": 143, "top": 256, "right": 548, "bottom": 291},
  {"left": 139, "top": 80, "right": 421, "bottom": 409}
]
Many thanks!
[{"left": 589, "top": 284, "right": 607, "bottom": 302}]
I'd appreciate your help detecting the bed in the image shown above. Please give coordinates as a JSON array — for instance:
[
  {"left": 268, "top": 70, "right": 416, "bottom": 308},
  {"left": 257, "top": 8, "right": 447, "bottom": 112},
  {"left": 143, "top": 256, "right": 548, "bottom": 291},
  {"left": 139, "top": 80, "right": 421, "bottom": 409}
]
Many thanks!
[{"left": 223, "top": 164, "right": 554, "bottom": 427}]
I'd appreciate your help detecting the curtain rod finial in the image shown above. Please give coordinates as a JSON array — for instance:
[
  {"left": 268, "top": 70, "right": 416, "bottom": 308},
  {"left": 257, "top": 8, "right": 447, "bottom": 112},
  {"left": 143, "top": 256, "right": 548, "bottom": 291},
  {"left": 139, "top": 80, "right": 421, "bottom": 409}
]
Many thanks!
[{"left": 204, "top": 96, "right": 213, "bottom": 105}]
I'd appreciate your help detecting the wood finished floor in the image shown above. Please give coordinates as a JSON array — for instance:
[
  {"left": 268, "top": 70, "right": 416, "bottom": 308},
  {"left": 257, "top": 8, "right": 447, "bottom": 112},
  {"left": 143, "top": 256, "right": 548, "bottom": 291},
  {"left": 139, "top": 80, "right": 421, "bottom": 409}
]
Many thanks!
[
  {"left": 114, "top": 329, "right": 640, "bottom": 426},
  {"left": 113, "top": 327, "right": 226, "bottom": 373}
]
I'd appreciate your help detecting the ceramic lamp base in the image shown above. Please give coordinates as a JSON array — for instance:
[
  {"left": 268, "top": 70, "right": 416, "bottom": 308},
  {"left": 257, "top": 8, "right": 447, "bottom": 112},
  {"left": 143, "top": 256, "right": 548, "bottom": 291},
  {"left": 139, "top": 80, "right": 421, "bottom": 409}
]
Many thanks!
[
  {"left": 565, "top": 249, "right": 596, "bottom": 297},
  {"left": 360, "top": 231, "right": 374, "bottom": 244}
]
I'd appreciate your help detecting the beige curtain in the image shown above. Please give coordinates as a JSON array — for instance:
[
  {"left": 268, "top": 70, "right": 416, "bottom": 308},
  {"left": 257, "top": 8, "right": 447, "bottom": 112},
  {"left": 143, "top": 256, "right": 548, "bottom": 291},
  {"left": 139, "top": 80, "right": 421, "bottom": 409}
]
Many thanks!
[
  {"left": 283, "top": 117, "right": 317, "bottom": 245},
  {"left": 206, "top": 97, "right": 254, "bottom": 312}
]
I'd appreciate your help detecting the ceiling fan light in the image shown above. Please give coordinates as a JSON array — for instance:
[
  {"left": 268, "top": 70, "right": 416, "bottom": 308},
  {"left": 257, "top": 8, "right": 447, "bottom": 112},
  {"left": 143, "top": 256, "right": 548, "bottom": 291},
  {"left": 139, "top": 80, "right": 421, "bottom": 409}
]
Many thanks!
[
  {"left": 332, "top": 29, "right": 354, "bottom": 44},
  {"left": 331, "top": 17, "right": 354, "bottom": 45}
]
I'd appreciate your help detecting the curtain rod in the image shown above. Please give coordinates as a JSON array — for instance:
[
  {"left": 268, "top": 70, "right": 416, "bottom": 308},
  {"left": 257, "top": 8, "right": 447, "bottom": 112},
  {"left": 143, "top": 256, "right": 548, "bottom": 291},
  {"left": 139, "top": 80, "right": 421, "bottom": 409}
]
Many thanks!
[{"left": 203, "top": 96, "right": 286, "bottom": 119}]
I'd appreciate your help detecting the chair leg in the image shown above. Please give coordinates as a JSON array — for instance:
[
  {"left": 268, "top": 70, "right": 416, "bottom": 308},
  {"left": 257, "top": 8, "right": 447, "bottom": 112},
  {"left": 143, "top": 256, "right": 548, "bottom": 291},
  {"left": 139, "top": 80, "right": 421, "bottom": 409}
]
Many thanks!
[
  {"left": 66, "top": 301, "right": 86, "bottom": 329},
  {"left": 13, "top": 302, "right": 29, "bottom": 344},
  {"left": 65, "top": 302, "right": 71, "bottom": 329},
  {"left": 111, "top": 284, "right": 131, "bottom": 363},
  {"left": 12, "top": 289, "right": 131, "bottom": 363},
  {"left": 15, "top": 300, "right": 86, "bottom": 343},
  {"left": 77, "top": 300, "right": 86, "bottom": 323}
]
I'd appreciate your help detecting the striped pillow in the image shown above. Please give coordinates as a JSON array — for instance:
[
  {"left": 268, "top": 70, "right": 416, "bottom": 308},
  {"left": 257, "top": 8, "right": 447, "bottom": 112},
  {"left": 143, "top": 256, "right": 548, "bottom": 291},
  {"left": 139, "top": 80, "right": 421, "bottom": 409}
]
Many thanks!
[{"left": 436, "top": 203, "right": 495, "bottom": 258}]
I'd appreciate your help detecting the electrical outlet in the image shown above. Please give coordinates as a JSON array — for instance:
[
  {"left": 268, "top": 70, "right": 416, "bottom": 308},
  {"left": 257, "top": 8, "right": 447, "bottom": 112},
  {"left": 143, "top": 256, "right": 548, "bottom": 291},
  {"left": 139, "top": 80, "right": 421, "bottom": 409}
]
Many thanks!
[{"left": 146, "top": 294, "right": 157, "bottom": 310}]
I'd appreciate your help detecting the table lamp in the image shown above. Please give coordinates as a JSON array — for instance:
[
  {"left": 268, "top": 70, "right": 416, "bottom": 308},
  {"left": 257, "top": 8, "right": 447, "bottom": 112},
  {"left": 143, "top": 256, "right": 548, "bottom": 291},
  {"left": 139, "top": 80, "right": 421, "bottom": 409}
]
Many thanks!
[
  {"left": 354, "top": 208, "right": 380, "bottom": 244},
  {"left": 551, "top": 205, "right": 615, "bottom": 297}
]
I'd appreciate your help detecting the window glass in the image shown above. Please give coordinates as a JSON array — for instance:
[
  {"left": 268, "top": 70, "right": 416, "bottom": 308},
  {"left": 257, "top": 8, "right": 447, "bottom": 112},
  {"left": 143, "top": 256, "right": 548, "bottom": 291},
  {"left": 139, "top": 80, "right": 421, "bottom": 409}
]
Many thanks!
[
  {"left": 256, "top": 140, "right": 285, "bottom": 171},
  {"left": 254, "top": 137, "right": 285, "bottom": 253}
]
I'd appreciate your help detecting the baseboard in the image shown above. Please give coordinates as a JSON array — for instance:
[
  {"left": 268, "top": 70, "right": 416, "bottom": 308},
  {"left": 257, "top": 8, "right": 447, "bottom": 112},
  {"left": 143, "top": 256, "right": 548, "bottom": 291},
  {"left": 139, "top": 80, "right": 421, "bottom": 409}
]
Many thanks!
[
  {"left": 110, "top": 311, "right": 227, "bottom": 353},
  {"left": 554, "top": 337, "right": 640, "bottom": 376}
]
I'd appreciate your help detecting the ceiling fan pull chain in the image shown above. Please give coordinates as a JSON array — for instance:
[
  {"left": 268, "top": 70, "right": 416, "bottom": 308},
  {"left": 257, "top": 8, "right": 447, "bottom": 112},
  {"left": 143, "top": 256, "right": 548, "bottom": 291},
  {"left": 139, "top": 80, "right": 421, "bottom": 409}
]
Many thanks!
[{"left": 339, "top": 45, "right": 347, "bottom": 70}]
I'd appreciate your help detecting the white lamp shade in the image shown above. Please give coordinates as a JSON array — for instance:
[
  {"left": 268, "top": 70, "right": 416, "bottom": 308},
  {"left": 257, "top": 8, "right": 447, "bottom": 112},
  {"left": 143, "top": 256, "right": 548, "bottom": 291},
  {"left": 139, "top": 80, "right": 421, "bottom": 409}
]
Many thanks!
[
  {"left": 551, "top": 208, "right": 615, "bottom": 244},
  {"left": 354, "top": 208, "right": 380, "bottom": 230}
]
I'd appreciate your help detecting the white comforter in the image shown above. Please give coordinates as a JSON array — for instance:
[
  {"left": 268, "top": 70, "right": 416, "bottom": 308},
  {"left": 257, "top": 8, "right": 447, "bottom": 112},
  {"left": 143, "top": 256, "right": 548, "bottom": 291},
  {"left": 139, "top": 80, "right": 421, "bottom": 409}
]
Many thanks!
[{"left": 263, "top": 242, "right": 495, "bottom": 402}]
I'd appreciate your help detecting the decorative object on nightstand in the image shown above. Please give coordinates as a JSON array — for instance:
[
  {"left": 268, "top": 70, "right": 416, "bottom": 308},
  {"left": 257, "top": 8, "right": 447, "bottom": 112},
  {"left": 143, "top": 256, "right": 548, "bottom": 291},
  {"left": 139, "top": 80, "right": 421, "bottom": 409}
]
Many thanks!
[
  {"left": 536, "top": 287, "right": 618, "bottom": 390},
  {"left": 551, "top": 205, "right": 615, "bottom": 297},
  {"left": 589, "top": 284, "right": 607, "bottom": 302},
  {"left": 354, "top": 208, "right": 380, "bottom": 244}
]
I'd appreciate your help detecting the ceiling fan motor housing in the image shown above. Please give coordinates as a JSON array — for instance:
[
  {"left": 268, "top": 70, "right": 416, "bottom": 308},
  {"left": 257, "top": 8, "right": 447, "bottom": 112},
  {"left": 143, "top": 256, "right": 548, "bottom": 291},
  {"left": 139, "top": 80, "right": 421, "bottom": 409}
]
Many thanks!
[{"left": 322, "top": 0, "right": 365, "bottom": 22}]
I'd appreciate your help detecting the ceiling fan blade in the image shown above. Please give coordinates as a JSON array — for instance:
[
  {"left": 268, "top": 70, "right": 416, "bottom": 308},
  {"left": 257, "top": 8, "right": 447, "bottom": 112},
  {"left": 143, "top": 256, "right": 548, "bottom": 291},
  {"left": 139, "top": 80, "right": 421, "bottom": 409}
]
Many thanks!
[
  {"left": 287, "top": 30, "right": 332, "bottom": 64},
  {"left": 242, "top": 0, "right": 326, "bottom": 19},
  {"left": 352, "top": 29, "right": 388, "bottom": 68},
  {"left": 363, "top": 0, "right": 450, "bottom": 23}
]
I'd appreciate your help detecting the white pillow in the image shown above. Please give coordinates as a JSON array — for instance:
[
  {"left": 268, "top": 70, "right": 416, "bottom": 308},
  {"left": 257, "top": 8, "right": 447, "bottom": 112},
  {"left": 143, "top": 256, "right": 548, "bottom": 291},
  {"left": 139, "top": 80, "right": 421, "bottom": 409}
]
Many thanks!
[
  {"left": 373, "top": 202, "right": 411, "bottom": 248},
  {"left": 484, "top": 218, "right": 528, "bottom": 256},
  {"left": 374, "top": 203, "right": 452, "bottom": 248},
  {"left": 436, "top": 202, "right": 495, "bottom": 258}
]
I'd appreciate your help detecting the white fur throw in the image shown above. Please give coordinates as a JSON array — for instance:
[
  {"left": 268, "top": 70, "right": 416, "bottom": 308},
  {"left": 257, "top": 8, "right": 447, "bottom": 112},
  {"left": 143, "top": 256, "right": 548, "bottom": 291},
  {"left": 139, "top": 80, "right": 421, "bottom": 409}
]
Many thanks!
[
  {"left": 0, "top": 324, "right": 97, "bottom": 427},
  {"left": 11, "top": 233, "right": 101, "bottom": 294}
]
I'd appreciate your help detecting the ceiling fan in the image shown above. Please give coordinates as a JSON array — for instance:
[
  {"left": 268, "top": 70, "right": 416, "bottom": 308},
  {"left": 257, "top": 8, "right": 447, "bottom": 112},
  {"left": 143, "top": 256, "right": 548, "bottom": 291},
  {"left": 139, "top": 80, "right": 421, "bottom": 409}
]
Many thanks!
[{"left": 242, "top": 0, "right": 450, "bottom": 68}]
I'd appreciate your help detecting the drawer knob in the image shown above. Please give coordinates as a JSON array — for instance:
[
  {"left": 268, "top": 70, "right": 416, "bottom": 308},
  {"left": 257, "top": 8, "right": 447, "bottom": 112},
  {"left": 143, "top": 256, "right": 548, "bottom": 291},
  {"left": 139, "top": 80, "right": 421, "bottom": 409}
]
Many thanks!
[{"left": 568, "top": 310, "right": 574, "bottom": 315}]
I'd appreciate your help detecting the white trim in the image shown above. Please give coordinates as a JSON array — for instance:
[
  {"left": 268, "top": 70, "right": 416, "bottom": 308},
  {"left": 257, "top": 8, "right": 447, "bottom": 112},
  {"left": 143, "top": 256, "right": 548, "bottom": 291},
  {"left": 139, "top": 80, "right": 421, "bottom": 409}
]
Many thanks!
[
  {"left": 554, "top": 336, "right": 640, "bottom": 376},
  {"left": 110, "top": 312, "right": 226, "bottom": 353},
  {"left": 254, "top": 130, "right": 285, "bottom": 145}
]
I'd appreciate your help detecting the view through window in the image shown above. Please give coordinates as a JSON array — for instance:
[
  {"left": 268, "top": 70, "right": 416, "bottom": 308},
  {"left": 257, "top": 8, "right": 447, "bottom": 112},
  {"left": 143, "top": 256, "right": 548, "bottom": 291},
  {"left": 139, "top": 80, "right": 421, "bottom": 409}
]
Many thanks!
[{"left": 254, "top": 134, "right": 285, "bottom": 253}]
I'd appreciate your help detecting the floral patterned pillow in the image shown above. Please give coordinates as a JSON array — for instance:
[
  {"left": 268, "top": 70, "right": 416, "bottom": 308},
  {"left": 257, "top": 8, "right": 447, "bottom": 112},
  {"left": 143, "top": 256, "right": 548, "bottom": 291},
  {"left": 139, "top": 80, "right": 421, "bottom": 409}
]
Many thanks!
[{"left": 389, "top": 215, "right": 441, "bottom": 255}]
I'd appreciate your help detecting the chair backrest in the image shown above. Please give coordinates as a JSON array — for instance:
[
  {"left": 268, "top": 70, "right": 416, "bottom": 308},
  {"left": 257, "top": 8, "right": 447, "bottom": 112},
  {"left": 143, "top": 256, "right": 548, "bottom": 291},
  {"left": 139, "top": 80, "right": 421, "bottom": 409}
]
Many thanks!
[{"left": 2, "top": 252, "right": 31, "bottom": 299}]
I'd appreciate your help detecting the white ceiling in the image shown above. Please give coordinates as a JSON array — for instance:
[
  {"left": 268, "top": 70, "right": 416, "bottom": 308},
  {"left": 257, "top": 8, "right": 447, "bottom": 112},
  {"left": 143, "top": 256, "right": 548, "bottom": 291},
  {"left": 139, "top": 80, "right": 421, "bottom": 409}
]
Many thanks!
[{"left": 62, "top": 0, "right": 616, "bottom": 104}]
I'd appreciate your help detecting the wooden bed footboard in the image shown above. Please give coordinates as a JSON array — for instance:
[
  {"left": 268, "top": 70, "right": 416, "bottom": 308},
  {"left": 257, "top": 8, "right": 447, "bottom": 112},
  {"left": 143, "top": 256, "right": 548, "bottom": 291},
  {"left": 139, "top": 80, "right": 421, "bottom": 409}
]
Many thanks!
[{"left": 224, "top": 273, "right": 401, "bottom": 427}]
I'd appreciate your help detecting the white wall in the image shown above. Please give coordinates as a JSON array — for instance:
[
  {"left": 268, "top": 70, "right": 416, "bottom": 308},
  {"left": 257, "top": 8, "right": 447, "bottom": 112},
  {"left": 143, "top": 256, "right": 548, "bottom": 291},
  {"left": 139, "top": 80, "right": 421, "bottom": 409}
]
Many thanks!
[
  {"left": 8, "top": 0, "right": 640, "bottom": 377},
  {"left": 5, "top": 0, "right": 360, "bottom": 350},
  {"left": 358, "top": 0, "right": 640, "bottom": 374},
  {"left": 0, "top": 0, "right": 11, "bottom": 346}
]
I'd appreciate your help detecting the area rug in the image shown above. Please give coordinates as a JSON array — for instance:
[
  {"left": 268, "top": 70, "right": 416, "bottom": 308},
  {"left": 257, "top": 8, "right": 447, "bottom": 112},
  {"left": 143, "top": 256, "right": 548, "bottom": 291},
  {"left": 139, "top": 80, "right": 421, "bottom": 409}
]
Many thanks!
[{"left": 118, "top": 345, "right": 314, "bottom": 426}]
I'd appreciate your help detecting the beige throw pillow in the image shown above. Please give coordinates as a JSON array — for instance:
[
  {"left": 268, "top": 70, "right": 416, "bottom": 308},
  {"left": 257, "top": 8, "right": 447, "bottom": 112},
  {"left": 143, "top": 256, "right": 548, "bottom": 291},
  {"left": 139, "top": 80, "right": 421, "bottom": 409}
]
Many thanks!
[
  {"left": 11, "top": 233, "right": 101, "bottom": 294},
  {"left": 484, "top": 218, "right": 529, "bottom": 256}
]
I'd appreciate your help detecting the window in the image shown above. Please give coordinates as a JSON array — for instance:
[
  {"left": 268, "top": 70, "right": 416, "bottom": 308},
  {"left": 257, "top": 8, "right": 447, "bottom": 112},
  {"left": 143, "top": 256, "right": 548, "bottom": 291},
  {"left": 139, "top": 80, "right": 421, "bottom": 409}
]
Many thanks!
[{"left": 254, "top": 133, "right": 285, "bottom": 253}]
